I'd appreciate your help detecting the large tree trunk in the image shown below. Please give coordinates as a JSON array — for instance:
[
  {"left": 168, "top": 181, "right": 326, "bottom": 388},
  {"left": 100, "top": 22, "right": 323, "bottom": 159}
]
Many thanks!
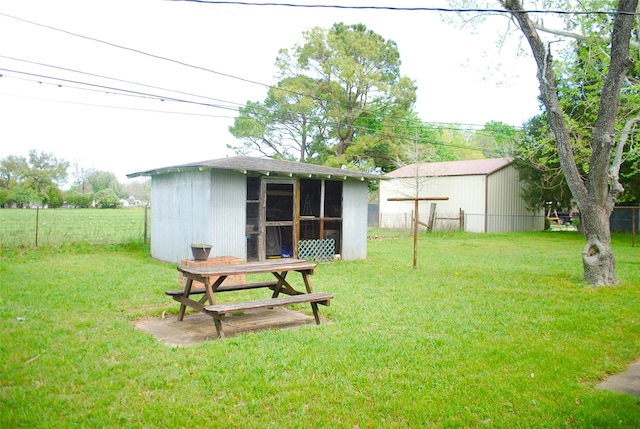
[
  {"left": 580, "top": 201, "right": 616, "bottom": 285},
  {"left": 502, "top": 0, "right": 637, "bottom": 285}
]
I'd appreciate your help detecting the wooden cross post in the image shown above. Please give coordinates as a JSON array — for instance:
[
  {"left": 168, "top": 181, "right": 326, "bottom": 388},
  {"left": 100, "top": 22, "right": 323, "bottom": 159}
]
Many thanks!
[{"left": 387, "top": 197, "right": 449, "bottom": 269}]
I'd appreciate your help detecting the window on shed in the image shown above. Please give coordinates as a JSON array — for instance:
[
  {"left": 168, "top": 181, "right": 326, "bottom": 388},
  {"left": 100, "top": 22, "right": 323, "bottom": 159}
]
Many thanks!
[
  {"left": 324, "top": 180, "right": 342, "bottom": 218},
  {"left": 266, "top": 183, "right": 294, "bottom": 222},
  {"left": 245, "top": 176, "right": 260, "bottom": 261},
  {"left": 299, "top": 179, "right": 342, "bottom": 255}
]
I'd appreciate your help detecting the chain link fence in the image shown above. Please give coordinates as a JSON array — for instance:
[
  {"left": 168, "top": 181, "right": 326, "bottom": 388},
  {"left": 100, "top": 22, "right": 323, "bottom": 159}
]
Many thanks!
[
  {"left": 378, "top": 211, "right": 463, "bottom": 231},
  {"left": 379, "top": 212, "right": 545, "bottom": 232},
  {"left": 0, "top": 207, "right": 149, "bottom": 247}
]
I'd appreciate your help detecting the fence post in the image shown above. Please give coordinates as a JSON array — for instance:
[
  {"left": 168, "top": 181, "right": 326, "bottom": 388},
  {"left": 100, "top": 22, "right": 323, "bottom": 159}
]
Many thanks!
[
  {"left": 35, "top": 207, "right": 40, "bottom": 247},
  {"left": 427, "top": 203, "right": 437, "bottom": 232},
  {"left": 144, "top": 205, "right": 149, "bottom": 244},
  {"left": 459, "top": 209, "right": 465, "bottom": 231},
  {"left": 633, "top": 207, "right": 636, "bottom": 248}
]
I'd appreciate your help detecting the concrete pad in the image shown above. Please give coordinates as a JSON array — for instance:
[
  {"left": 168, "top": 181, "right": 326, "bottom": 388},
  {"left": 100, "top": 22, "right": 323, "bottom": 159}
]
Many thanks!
[
  {"left": 133, "top": 307, "right": 318, "bottom": 346},
  {"left": 596, "top": 359, "right": 640, "bottom": 397}
]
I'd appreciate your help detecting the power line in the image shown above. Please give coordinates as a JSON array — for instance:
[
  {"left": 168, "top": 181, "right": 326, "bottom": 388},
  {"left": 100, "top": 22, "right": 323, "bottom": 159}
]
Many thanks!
[
  {"left": 0, "top": 67, "right": 522, "bottom": 158},
  {"left": 0, "top": 10, "right": 539, "bottom": 131},
  {"left": 0, "top": 5, "right": 573, "bottom": 169},
  {"left": 0, "top": 12, "right": 272, "bottom": 89},
  {"left": 0, "top": 54, "right": 245, "bottom": 107},
  {"left": 169, "top": 1, "right": 636, "bottom": 16},
  {"left": 0, "top": 64, "right": 526, "bottom": 135},
  {"left": 0, "top": 68, "right": 241, "bottom": 111},
  {"left": 0, "top": 92, "right": 237, "bottom": 118},
  {"left": 0, "top": 12, "right": 333, "bottom": 114},
  {"left": 0, "top": 60, "right": 505, "bottom": 132},
  {"left": 0, "top": 9, "right": 530, "bottom": 138},
  {"left": 0, "top": 58, "right": 514, "bottom": 132}
]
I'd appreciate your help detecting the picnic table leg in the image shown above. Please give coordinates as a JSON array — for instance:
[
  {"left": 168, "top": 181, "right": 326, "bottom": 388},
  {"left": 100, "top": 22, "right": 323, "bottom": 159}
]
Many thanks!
[
  {"left": 204, "top": 278, "right": 215, "bottom": 305},
  {"left": 302, "top": 270, "right": 321, "bottom": 323},
  {"left": 301, "top": 271, "right": 314, "bottom": 294},
  {"left": 271, "top": 271, "right": 293, "bottom": 297},
  {"left": 212, "top": 315, "right": 225, "bottom": 339},
  {"left": 310, "top": 302, "right": 321, "bottom": 325},
  {"left": 204, "top": 275, "right": 227, "bottom": 305},
  {"left": 177, "top": 278, "right": 193, "bottom": 321}
]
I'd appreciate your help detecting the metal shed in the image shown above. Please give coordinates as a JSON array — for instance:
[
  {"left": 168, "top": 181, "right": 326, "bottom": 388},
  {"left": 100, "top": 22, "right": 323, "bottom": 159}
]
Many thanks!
[
  {"left": 128, "top": 156, "right": 380, "bottom": 263},
  {"left": 379, "top": 158, "right": 544, "bottom": 232}
]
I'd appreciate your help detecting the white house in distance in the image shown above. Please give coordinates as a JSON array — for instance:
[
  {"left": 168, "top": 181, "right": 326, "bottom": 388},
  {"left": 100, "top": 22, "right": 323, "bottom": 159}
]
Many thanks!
[
  {"left": 379, "top": 158, "right": 544, "bottom": 233},
  {"left": 127, "top": 156, "right": 381, "bottom": 263}
]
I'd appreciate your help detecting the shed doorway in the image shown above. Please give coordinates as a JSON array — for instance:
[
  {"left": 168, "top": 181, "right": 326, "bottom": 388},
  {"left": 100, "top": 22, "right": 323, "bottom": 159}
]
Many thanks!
[
  {"left": 263, "top": 179, "right": 296, "bottom": 259},
  {"left": 245, "top": 177, "right": 342, "bottom": 262},
  {"left": 245, "top": 177, "right": 297, "bottom": 261}
]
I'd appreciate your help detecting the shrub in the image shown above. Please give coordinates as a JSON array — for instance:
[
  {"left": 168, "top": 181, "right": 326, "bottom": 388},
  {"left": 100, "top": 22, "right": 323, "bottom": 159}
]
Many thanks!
[{"left": 94, "top": 189, "right": 121, "bottom": 209}]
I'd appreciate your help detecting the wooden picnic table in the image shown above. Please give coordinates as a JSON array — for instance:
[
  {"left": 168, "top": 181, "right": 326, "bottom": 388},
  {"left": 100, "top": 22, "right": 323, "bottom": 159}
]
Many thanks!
[{"left": 167, "top": 258, "right": 333, "bottom": 338}]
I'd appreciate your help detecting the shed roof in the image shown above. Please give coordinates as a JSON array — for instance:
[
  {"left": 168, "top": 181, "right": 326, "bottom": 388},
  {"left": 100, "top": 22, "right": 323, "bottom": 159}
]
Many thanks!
[
  {"left": 127, "top": 156, "right": 383, "bottom": 181},
  {"left": 386, "top": 158, "right": 513, "bottom": 179}
]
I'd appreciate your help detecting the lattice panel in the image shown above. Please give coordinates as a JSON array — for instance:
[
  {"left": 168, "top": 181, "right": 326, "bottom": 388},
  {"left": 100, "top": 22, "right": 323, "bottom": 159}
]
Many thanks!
[{"left": 298, "top": 239, "right": 335, "bottom": 262}]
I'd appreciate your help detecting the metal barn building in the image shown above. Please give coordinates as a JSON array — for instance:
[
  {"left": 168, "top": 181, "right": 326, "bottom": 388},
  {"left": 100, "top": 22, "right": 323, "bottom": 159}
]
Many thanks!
[
  {"left": 379, "top": 158, "right": 544, "bottom": 233},
  {"left": 128, "top": 156, "right": 380, "bottom": 263}
]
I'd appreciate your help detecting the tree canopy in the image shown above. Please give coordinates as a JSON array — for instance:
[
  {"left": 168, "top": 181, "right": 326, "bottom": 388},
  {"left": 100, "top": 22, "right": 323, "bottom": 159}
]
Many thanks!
[
  {"left": 228, "top": 75, "right": 326, "bottom": 161},
  {"left": 0, "top": 150, "right": 69, "bottom": 208},
  {"left": 229, "top": 22, "right": 417, "bottom": 171}
]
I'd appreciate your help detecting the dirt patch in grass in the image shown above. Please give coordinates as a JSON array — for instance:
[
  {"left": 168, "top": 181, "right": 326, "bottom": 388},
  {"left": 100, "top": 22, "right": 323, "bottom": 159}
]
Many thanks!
[{"left": 133, "top": 308, "right": 319, "bottom": 346}]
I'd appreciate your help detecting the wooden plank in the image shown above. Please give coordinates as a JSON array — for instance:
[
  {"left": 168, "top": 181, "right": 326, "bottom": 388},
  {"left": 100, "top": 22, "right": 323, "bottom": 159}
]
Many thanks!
[
  {"left": 204, "top": 292, "right": 333, "bottom": 315},
  {"left": 166, "top": 280, "right": 279, "bottom": 296},
  {"left": 178, "top": 258, "right": 316, "bottom": 277},
  {"left": 171, "top": 295, "right": 206, "bottom": 313},
  {"left": 166, "top": 288, "right": 206, "bottom": 296},
  {"left": 217, "top": 280, "right": 279, "bottom": 292},
  {"left": 206, "top": 292, "right": 333, "bottom": 339},
  {"left": 387, "top": 197, "right": 449, "bottom": 201}
]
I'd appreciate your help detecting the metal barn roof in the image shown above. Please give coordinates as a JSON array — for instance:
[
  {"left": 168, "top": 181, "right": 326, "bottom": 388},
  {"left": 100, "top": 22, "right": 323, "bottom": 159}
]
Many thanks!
[
  {"left": 127, "top": 156, "right": 383, "bottom": 181},
  {"left": 386, "top": 158, "right": 513, "bottom": 179}
]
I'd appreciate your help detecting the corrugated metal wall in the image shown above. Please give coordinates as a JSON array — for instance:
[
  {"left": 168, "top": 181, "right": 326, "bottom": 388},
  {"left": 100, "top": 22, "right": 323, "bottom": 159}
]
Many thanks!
[
  {"left": 210, "top": 169, "right": 247, "bottom": 260},
  {"left": 379, "top": 165, "right": 544, "bottom": 233},
  {"left": 342, "top": 180, "right": 369, "bottom": 260},
  {"left": 149, "top": 169, "right": 247, "bottom": 263},
  {"left": 379, "top": 175, "right": 486, "bottom": 232},
  {"left": 486, "top": 165, "right": 544, "bottom": 232},
  {"left": 150, "top": 169, "right": 213, "bottom": 262}
]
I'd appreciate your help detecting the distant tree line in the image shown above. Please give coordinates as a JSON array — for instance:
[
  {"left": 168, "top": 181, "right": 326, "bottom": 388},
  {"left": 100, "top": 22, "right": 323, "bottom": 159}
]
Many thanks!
[{"left": 0, "top": 149, "right": 149, "bottom": 209}]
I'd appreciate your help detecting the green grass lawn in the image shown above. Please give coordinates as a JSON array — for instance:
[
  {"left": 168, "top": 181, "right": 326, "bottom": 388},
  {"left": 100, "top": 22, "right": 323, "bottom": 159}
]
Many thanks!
[
  {"left": 0, "top": 208, "right": 148, "bottom": 247},
  {"left": 1, "top": 231, "right": 639, "bottom": 428}
]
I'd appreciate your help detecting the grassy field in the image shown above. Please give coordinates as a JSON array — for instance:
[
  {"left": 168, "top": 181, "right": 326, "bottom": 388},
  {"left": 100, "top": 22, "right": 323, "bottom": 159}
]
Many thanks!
[
  {"left": 0, "top": 208, "right": 148, "bottom": 247},
  {"left": 1, "top": 230, "right": 639, "bottom": 428}
]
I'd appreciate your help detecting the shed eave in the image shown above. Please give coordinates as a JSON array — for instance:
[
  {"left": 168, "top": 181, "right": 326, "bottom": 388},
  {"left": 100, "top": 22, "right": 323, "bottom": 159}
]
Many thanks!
[
  {"left": 127, "top": 155, "right": 387, "bottom": 181},
  {"left": 126, "top": 165, "right": 204, "bottom": 179}
]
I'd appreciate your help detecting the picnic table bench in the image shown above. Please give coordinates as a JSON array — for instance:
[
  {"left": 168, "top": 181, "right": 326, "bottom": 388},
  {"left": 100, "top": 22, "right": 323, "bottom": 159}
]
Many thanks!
[{"left": 169, "top": 258, "right": 333, "bottom": 339}]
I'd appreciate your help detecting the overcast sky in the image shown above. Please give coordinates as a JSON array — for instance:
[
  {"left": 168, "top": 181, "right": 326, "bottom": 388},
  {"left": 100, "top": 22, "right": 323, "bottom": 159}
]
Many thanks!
[{"left": 0, "top": 0, "right": 542, "bottom": 186}]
